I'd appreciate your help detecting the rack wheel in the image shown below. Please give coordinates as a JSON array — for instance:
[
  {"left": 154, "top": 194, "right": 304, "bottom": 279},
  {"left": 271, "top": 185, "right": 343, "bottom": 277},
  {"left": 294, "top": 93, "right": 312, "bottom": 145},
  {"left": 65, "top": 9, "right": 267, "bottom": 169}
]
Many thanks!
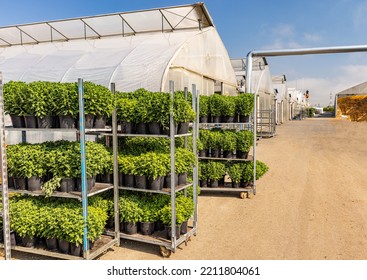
[
  {"left": 159, "top": 246, "right": 172, "bottom": 258},
  {"left": 240, "top": 192, "right": 247, "bottom": 199}
]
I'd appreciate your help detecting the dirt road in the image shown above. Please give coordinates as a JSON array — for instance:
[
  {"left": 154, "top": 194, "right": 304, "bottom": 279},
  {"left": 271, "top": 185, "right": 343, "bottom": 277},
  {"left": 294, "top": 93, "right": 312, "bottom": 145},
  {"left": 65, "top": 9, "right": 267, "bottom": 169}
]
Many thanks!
[{"left": 2, "top": 116, "right": 367, "bottom": 260}]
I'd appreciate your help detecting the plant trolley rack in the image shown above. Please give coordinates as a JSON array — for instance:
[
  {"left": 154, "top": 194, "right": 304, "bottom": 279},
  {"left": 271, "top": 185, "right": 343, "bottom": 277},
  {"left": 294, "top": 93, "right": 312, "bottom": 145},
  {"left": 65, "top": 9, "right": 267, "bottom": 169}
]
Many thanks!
[
  {"left": 198, "top": 110, "right": 257, "bottom": 199},
  {"left": 0, "top": 78, "right": 120, "bottom": 260},
  {"left": 105, "top": 81, "right": 199, "bottom": 258}
]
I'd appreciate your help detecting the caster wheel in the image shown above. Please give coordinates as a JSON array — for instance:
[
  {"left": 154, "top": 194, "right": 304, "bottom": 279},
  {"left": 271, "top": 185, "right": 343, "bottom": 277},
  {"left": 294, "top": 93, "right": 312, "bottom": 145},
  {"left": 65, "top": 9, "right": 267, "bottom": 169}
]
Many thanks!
[
  {"left": 240, "top": 192, "right": 247, "bottom": 199},
  {"left": 159, "top": 246, "right": 172, "bottom": 258}
]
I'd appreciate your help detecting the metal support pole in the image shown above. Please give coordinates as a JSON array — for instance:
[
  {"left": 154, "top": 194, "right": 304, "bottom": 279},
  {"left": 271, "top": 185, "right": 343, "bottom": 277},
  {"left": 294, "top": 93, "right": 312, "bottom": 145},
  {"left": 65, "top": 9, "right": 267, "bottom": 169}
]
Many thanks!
[
  {"left": 184, "top": 87, "right": 188, "bottom": 149},
  {"left": 245, "top": 52, "right": 257, "bottom": 195},
  {"left": 111, "top": 83, "right": 120, "bottom": 245},
  {"left": 78, "top": 78, "right": 89, "bottom": 258},
  {"left": 0, "top": 72, "right": 11, "bottom": 260},
  {"left": 192, "top": 84, "right": 198, "bottom": 232},
  {"left": 169, "top": 80, "right": 176, "bottom": 251}
]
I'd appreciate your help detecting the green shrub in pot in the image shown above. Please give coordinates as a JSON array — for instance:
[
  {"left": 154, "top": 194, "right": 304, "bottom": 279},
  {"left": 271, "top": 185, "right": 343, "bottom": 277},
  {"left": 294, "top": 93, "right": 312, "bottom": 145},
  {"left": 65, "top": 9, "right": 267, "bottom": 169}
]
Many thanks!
[
  {"left": 221, "top": 130, "right": 237, "bottom": 152},
  {"left": 159, "top": 203, "right": 185, "bottom": 226},
  {"left": 175, "top": 148, "right": 196, "bottom": 174},
  {"left": 118, "top": 195, "right": 143, "bottom": 223},
  {"left": 207, "top": 130, "right": 222, "bottom": 150},
  {"left": 83, "top": 81, "right": 114, "bottom": 118},
  {"left": 116, "top": 97, "right": 137, "bottom": 123},
  {"left": 54, "top": 82, "right": 79, "bottom": 118},
  {"left": 206, "top": 161, "right": 226, "bottom": 181},
  {"left": 135, "top": 152, "right": 169, "bottom": 179},
  {"left": 236, "top": 130, "right": 254, "bottom": 153},
  {"left": 199, "top": 95, "right": 210, "bottom": 119},
  {"left": 221, "top": 96, "right": 237, "bottom": 117},
  {"left": 176, "top": 195, "right": 194, "bottom": 222},
  {"left": 208, "top": 94, "right": 223, "bottom": 118},
  {"left": 3, "top": 80, "right": 28, "bottom": 116},
  {"left": 226, "top": 163, "right": 243, "bottom": 183},
  {"left": 236, "top": 93, "right": 254, "bottom": 117},
  {"left": 27, "top": 81, "right": 57, "bottom": 118},
  {"left": 173, "top": 96, "right": 196, "bottom": 124}
]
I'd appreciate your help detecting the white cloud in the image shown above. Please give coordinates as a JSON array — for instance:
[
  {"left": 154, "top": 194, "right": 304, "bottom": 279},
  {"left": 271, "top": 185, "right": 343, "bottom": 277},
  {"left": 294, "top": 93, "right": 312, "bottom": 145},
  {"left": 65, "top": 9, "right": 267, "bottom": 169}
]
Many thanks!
[
  {"left": 271, "top": 23, "right": 294, "bottom": 37},
  {"left": 287, "top": 64, "right": 367, "bottom": 106},
  {"left": 304, "top": 33, "right": 322, "bottom": 42}
]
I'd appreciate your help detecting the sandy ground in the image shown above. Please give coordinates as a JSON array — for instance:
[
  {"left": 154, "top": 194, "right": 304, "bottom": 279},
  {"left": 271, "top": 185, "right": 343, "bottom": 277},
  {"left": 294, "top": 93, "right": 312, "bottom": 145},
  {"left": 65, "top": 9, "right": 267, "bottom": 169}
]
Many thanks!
[{"left": 2, "top": 116, "right": 367, "bottom": 260}]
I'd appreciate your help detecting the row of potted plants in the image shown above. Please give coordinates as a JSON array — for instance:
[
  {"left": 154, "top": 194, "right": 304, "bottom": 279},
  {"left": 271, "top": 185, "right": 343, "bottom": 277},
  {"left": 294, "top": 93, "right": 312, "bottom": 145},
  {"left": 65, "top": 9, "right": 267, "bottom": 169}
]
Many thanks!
[
  {"left": 117, "top": 148, "right": 196, "bottom": 190},
  {"left": 199, "top": 129, "right": 254, "bottom": 159},
  {"left": 116, "top": 89, "right": 196, "bottom": 135},
  {"left": 8, "top": 195, "right": 108, "bottom": 256},
  {"left": 118, "top": 191, "right": 195, "bottom": 239},
  {"left": 199, "top": 93, "right": 254, "bottom": 123},
  {"left": 3, "top": 80, "right": 114, "bottom": 129},
  {"left": 199, "top": 160, "right": 269, "bottom": 188},
  {"left": 6, "top": 140, "right": 112, "bottom": 194}
]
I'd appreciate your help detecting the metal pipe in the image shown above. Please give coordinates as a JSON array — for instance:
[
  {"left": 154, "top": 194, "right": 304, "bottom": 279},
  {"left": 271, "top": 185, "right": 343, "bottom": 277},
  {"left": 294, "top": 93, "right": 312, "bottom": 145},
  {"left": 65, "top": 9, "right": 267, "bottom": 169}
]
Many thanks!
[
  {"left": 78, "top": 78, "right": 89, "bottom": 258},
  {"left": 111, "top": 82, "right": 120, "bottom": 245},
  {"left": 192, "top": 84, "right": 198, "bottom": 232},
  {"left": 169, "top": 80, "right": 176, "bottom": 251},
  {"left": 251, "top": 45, "right": 367, "bottom": 57}
]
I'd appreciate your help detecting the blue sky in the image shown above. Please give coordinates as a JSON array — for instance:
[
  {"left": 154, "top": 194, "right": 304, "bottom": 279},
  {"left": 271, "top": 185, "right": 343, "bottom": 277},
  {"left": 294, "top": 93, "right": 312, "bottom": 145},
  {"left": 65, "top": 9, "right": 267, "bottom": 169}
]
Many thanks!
[{"left": 2, "top": 0, "right": 367, "bottom": 106}]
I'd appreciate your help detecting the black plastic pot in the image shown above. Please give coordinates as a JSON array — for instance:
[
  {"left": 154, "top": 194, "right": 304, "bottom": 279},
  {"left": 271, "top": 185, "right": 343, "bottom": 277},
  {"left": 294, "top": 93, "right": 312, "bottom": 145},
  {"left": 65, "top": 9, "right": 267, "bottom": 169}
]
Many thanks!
[
  {"left": 210, "top": 179, "right": 219, "bottom": 188},
  {"left": 58, "top": 239, "right": 70, "bottom": 254},
  {"left": 140, "top": 222, "right": 155, "bottom": 235},
  {"left": 135, "top": 175, "right": 147, "bottom": 189},
  {"left": 178, "top": 172, "right": 188, "bottom": 185},
  {"left": 77, "top": 177, "right": 95, "bottom": 192},
  {"left": 237, "top": 151, "right": 249, "bottom": 159},
  {"left": 27, "top": 176, "right": 43, "bottom": 191},
  {"left": 180, "top": 220, "right": 188, "bottom": 234},
  {"left": 232, "top": 181, "right": 240, "bottom": 188},
  {"left": 94, "top": 115, "right": 106, "bottom": 128},
  {"left": 100, "top": 173, "right": 113, "bottom": 184},
  {"left": 165, "top": 225, "right": 181, "bottom": 240},
  {"left": 222, "top": 115, "right": 235, "bottom": 123},
  {"left": 164, "top": 173, "right": 178, "bottom": 188},
  {"left": 212, "top": 116, "right": 221, "bottom": 123},
  {"left": 124, "top": 174, "right": 135, "bottom": 188},
  {"left": 240, "top": 180, "right": 251, "bottom": 188},
  {"left": 46, "top": 238, "right": 58, "bottom": 251},
  {"left": 177, "top": 122, "right": 189, "bottom": 134},
  {"left": 239, "top": 115, "right": 250, "bottom": 123},
  {"left": 118, "top": 173, "right": 124, "bottom": 186},
  {"left": 84, "top": 114, "right": 94, "bottom": 129},
  {"left": 200, "top": 179, "right": 208, "bottom": 188},
  {"left": 14, "top": 177, "right": 27, "bottom": 190},
  {"left": 136, "top": 122, "right": 147, "bottom": 134},
  {"left": 7, "top": 176, "right": 15, "bottom": 189},
  {"left": 24, "top": 115, "right": 37, "bottom": 128},
  {"left": 211, "top": 149, "right": 221, "bottom": 158},
  {"left": 154, "top": 220, "right": 165, "bottom": 231},
  {"left": 120, "top": 121, "right": 135, "bottom": 134},
  {"left": 60, "top": 178, "right": 76, "bottom": 193},
  {"left": 10, "top": 115, "right": 25, "bottom": 128},
  {"left": 70, "top": 243, "right": 82, "bottom": 257},
  {"left": 125, "top": 222, "right": 138, "bottom": 235},
  {"left": 199, "top": 116, "right": 208, "bottom": 123},
  {"left": 199, "top": 149, "right": 209, "bottom": 157},
  {"left": 21, "top": 235, "right": 36, "bottom": 248},
  {"left": 148, "top": 122, "right": 161, "bottom": 134},
  {"left": 149, "top": 176, "right": 163, "bottom": 190},
  {"left": 59, "top": 115, "right": 76, "bottom": 128},
  {"left": 223, "top": 150, "right": 233, "bottom": 158},
  {"left": 37, "top": 116, "right": 56, "bottom": 128}
]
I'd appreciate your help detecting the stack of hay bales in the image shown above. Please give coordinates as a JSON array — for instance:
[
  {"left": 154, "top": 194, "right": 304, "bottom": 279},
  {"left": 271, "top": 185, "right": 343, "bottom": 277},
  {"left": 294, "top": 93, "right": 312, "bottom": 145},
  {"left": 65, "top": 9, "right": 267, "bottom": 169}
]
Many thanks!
[{"left": 337, "top": 95, "right": 367, "bottom": 121}]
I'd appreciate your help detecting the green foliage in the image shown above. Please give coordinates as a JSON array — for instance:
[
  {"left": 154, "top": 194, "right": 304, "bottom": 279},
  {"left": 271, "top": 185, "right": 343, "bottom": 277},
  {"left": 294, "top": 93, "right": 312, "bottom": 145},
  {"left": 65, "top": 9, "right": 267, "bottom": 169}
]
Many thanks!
[
  {"left": 83, "top": 81, "right": 114, "bottom": 117},
  {"left": 198, "top": 161, "right": 209, "bottom": 180},
  {"left": 206, "top": 161, "right": 226, "bottom": 180},
  {"left": 116, "top": 97, "right": 137, "bottom": 123},
  {"left": 118, "top": 195, "right": 143, "bottom": 223},
  {"left": 208, "top": 94, "right": 223, "bottom": 117},
  {"left": 173, "top": 95, "right": 196, "bottom": 123},
  {"left": 221, "top": 95, "right": 237, "bottom": 116},
  {"left": 199, "top": 129, "right": 211, "bottom": 150},
  {"left": 323, "top": 106, "right": 334, "bottom": 112},
  {"left": 3, "top": 81, "right": 28, "bottom": 115},
  {"left": 175, "top": 148, "right": 196, "bottom": 174},
  {"left": 308, "top": 107, "right": 316, "bottom": 117},
  {"left": 199, "top": 95, "right": 209, "bottom": 117},
  {"left": 221, "top": 130, "right": 237, "bottom": 151},
  {"left": 226, "top": 163, "right": 243, "bottom": 183},
  {"left": 236, "top": 130, "right": 254, "bottom": 152},
  {"left": 207, "top": 130, "right": 222, "bottom": 150},
  {"left": 41, "top": 177, "right": 61, "bottom": 197},
  {"left": 176, "top": 195, "right": 194, "bottom": 221},
  {"left": 27, "top": 81, "right": 58, "bottom": 117},
  {"left": 159, "top": 203, "right": 185, "bottom": 226},
  {"left": 54, "top": 82, "right": 79, "bottom": 117},
  {"left": 134, "top": 152, "right": 169, "bottom": 179},
  {"left": 6, "top": 143, "right": 47, "bottom": 178},
  {"left": 9, "top": 197, "right": 40, "bottom": 237},
  {"left": 236, "top": 93, "right": 254, "bottom": 116}
]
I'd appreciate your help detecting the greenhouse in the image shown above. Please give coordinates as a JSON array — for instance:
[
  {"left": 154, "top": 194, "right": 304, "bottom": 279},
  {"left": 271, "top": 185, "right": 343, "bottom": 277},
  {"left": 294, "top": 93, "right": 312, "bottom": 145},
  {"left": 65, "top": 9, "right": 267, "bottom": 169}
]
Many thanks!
[{"left": 0, "top": 3, "right": 237, "bottom": 95}]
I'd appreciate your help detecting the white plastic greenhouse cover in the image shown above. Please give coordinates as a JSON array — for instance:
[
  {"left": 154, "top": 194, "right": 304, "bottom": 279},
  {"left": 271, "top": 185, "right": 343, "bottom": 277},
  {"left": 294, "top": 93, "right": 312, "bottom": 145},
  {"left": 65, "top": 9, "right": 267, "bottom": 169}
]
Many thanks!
[{"left": 0, "top": 3, "right": 237, "bottom": 93}]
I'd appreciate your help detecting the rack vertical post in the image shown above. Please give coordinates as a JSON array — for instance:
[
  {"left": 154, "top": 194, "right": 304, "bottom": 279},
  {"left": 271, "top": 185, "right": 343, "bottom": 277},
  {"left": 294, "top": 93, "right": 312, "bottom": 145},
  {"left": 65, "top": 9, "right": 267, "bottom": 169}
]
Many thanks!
[{"left": 0, "top": 71, "right": 11, "bottom": 260}]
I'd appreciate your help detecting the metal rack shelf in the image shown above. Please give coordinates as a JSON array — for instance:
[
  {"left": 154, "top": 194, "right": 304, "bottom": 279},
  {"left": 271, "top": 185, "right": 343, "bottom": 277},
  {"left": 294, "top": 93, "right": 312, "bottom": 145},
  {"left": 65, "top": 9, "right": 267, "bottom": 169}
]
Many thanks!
[
  {"left": 101, "top": 132, "right": 192, "bottom": 138},
  {"left": 4, "top": 183, "right": 113, "bottom": 201},
  {"left": 199, "top": 122, "right": 252, "bottom": 131},
  {"left": 119, "top": 183, "right": 193, "bottom": 195},
  {"left": 0, "top": 234, "right": 117, "bottom": 260},
  {"left": 198, "top": 156, "right": 254, "bottom": 162}
]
